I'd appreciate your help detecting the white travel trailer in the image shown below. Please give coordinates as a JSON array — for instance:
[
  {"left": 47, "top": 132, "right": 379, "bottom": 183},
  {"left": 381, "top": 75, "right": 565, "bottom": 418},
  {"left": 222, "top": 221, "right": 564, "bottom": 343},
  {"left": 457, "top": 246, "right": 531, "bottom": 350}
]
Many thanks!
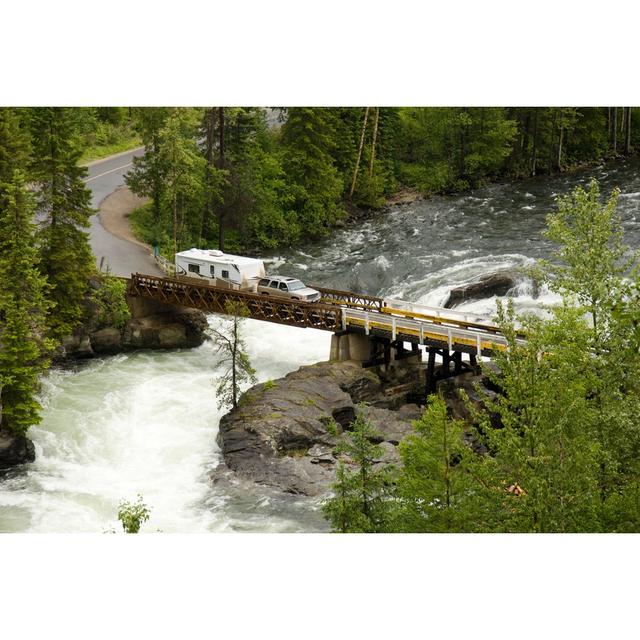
[{"left": 174, "top": 248, "right": 266, "bottom": 291}]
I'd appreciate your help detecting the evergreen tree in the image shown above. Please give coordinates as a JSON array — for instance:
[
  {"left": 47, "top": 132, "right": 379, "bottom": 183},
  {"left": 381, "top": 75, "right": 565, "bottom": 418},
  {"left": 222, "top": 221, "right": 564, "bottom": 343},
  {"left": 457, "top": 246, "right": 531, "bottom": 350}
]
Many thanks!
[
  {"left": 281, "top": 108, "right": 345, "bottom": 236},
  {"left": 391, "top": 394, "right": 485, "bottom": 533},
  {"left": 0, "top": 108, "right": 31, "bottom": 194},
  {"left": 210, "top": 301, "right": 257, "bottom": 410},
  {"left": 155, "top": 108, "right": 205, "bottom": 256},
  {"left": 29, "top": 107, "right": 95, "bottom": 340},
  {"left": 322, "top": 407, "right": 392, "bottom": 532},
  {"left": 127, "top": 107, "right": 171, "bottom": 224},
  {"left": 0, "top": 171, "right": 54, "bottom": 435}
]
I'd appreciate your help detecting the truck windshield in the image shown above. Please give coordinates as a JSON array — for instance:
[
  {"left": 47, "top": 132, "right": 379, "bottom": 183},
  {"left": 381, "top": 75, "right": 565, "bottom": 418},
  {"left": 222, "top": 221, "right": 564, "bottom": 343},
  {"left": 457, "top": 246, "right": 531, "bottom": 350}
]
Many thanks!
[{"left": 288, "top": 280, "right": 305, "bottom": 291}]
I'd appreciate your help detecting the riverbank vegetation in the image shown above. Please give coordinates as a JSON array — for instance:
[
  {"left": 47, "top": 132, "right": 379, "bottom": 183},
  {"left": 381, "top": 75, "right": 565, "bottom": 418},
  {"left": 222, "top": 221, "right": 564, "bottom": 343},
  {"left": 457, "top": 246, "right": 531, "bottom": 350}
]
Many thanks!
[
  {"left": 123, "top": 106, "right": 639, "bottom": 257},
  {"left": 0, "top": 108, "right": 124, "bottom": 443},
  {"left": 323, "top": 179, "right": 640, "bottom": 532}
]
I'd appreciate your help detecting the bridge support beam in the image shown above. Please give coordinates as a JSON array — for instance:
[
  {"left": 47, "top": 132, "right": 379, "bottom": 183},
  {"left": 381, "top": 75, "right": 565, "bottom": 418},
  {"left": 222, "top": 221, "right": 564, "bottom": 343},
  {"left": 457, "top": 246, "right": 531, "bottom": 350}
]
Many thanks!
[{"left": 329, "top": 332, "right": 374, "bottom": 363}]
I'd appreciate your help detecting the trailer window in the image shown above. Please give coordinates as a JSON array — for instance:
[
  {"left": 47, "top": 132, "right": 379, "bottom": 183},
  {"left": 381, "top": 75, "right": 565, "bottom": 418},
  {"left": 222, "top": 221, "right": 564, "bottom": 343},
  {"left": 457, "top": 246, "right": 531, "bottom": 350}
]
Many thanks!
[
  {"left": 222, "top": 270, "right": 229, "bottom": 279},
  {"left": 269, "top": 280, "right": 279, "bottom": 289},
  {"left": 210, "top": 265, "right": 215, "bottom": 277},
  {"left": 188, "top": 263, "right": 200, "bottom": 274}
]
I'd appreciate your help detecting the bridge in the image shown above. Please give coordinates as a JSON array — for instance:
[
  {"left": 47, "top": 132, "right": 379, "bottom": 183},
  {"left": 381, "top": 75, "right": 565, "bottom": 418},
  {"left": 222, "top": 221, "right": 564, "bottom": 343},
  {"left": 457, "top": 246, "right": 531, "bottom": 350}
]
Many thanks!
[{"left": 126, "top": 273, "right": 523, "bottom": 385}]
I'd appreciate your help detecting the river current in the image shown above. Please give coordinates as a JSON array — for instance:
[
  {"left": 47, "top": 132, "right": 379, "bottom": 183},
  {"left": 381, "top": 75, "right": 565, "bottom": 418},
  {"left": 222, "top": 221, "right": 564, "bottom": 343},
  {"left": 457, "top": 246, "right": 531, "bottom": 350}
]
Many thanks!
[{"left": 2, "top": 158, "right": 639, "bottom": 532}]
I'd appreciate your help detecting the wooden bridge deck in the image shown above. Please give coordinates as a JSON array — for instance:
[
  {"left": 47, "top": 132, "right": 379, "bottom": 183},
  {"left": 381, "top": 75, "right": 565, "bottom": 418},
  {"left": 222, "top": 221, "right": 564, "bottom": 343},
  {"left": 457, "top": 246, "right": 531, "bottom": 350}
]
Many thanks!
[{"left": 127, "top": 273, "right": 523, "bottom": 357}]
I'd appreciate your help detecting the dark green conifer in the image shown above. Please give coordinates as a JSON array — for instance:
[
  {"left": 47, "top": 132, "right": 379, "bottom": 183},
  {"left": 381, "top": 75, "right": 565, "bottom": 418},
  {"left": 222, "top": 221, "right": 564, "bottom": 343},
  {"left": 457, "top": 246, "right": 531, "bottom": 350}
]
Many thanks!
[
  {"left": 0, "top": 171, "right": 54, "bottom": 435},
  {"left": 29, "top": 107, "right": 95, "bottom": 340}
]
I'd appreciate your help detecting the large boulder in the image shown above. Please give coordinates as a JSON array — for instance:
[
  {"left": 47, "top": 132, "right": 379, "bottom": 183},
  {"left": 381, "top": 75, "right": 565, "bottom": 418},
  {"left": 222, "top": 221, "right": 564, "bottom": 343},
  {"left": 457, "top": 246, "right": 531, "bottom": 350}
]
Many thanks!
[
  {"left": 90, "top": 327, "right": 122, "bottom": 354},
  {"left": 214, "top": 361, "right": 423, "bottom": 496},
  {"left": 0, "top": 427, "right": 36, "bottom": 469},
  {"left": 445, "top": 271, "right": 520, "bottom": 308}
]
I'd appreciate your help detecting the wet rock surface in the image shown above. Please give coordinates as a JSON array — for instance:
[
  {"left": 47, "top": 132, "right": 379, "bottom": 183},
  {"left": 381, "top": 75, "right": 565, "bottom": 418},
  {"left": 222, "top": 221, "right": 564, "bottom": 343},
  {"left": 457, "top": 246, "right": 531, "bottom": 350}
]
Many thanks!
[
  {"left": 58, "top": 301, "right": 208, "bottom": 362},
  {"left": 214, "top": 360, "right": 503, "bottom": 496},
  {"left": 445, "top": 271, "right": 521, "bottom": 308},
  {"left": 214, "top": 361, "right": 424, "bottom": 496},
  {"left": 0, "top": 428, "right": 36, "bottom": 469}
]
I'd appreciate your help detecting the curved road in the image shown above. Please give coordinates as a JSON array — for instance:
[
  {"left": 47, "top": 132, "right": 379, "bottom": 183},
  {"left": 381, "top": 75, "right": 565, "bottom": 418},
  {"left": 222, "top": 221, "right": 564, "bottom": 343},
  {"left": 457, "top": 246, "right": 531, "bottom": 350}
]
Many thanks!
[{"left": 83, "top": 147, "right": 163, "bottom": 277}]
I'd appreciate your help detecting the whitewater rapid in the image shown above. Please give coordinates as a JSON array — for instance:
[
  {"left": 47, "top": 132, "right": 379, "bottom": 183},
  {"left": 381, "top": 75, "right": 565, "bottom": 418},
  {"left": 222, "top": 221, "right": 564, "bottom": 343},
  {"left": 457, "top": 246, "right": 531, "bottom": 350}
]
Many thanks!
[{"left": 0, "top": 319, "right": 332, "bottom": 532}]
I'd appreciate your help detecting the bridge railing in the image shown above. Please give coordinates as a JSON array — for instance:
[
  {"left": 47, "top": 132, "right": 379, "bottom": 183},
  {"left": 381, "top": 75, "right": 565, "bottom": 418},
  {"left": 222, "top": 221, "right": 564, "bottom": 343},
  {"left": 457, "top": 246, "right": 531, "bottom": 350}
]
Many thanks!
[
  {"left": 128, "top": 273, "right": 343, "bottom": 331},
  {"left": 343, "top": 308, "right": 524, "bottom": 356},
  {"left": 382, "top": 297, "right": 526, "bottom": 338},
  {"left": 154, "top": 254, "right": 175, "bottom": 276},
  {"left": 314, "top": 285, "right": 384, "bottom": 312}
]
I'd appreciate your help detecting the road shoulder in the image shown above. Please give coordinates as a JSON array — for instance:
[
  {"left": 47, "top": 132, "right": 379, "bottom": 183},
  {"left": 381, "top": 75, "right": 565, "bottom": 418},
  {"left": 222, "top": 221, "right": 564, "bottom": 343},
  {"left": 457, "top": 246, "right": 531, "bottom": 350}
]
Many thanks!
[{"left": 98, "top": 185, "right": 151, "bottom": 250}]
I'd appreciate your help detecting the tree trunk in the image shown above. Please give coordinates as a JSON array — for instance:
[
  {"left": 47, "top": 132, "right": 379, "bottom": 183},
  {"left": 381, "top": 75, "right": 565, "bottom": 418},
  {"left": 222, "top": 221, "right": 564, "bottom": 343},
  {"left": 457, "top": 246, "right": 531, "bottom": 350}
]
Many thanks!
[
  {"left": 459, "top": 108, "right": 468, "bottom": 179},
  {"left": 531, "top": 109, "right": 538, "bottom": 176},
  {"left": 232, "top": 322, "right": 238, "bottom": 408},
  {"left": 152, "top": 134, "right": 162, "bottom": 224},
  {"left": 624, "top": 107, "right": 632, "bottom": 154},
  {"left": 548, "top": 109, "right": 557, "bottom": 173},
  {"left": 172, "top": 194, "right": 177, "bottom": 257},
  {"left": 612, "top": 107, "right": 618, "bottom": 153},
  {"left": 218, "top": 107, "right": 225, "bottom": 251},
  {"left": 349, "top": 107, "right": 369, "bottom": 199},
  {"left": 556, "top": 110, "right": 564, "bottom": 172},
  {"left": 201, "top": 108, "right": 217, "bottom": 244},
  {"left": 368, "top": 107, "right": 380, "bottom": 178}
]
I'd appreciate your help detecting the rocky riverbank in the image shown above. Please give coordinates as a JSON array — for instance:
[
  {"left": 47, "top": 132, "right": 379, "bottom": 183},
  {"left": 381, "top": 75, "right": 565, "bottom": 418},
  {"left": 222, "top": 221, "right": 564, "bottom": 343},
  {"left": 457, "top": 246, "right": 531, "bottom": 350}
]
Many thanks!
[
  {"left": 213, "top": 359, "right": 499, "bottom": 496},
  {"left": 1, "top": 278, "right": 210, "bottom": 469},
  {"left": 56, "top": 278, "right": 209, "bottom": 362}
]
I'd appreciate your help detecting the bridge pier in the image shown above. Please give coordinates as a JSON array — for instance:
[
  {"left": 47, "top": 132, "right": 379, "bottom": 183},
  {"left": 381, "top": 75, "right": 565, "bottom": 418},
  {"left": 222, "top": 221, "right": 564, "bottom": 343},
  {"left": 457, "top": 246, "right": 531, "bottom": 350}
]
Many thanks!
[
  {"left": 329, "top": 332, "right": 373, "bottom": 363},
  {"left": 330, "top": 333, "right": 423, "bottom": 370}
]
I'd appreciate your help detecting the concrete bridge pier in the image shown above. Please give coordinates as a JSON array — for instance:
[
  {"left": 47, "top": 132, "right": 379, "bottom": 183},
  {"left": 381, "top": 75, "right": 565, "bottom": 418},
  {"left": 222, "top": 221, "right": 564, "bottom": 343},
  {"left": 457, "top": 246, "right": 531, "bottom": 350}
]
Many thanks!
[
  {"left": 329, "top": 332, "right": 373, "bottom": 363},
  {"left": 329, "top": 333, "right": 423, "bottom": 369}
]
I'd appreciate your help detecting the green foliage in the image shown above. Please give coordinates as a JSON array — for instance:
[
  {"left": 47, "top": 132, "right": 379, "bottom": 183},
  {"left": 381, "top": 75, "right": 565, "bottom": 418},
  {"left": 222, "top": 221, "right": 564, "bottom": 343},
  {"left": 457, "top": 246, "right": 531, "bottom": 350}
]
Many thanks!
[
  {"left": 542, "top": 179, "right": 628, "bottom": 346},
  {"left": 29, "top": 107, "right": 95, "bottom": 340},
  {"left": 322, "top": 178, "right": 640, "bottom": 533},
  {"left": 398, "top": 107, "right": 517, "bottom": 193},
  {"left": 117, "top": 494, "right": 151, "bottom": 533},
  {"left": 476, "top": 302, "right": 603, "bottom": 532},
  {"left": 124, "top": 106, "right": 636, "bottom": 253},
  {"left": 322, "top": 406, "right": 393, "bottom": 532},
  {"left": 390, "top": 394, "right": 486, "bottom": 532},
  {"left": 0, "top": 108, "right": 31, "bottom": 192},
  {"left": 93, "top": 273, "right": 131, "bottom": 329},
  {"left": 280, "top": 107, "right": 346, "bottom": 235},
  {"left": 210, "top": 301, "right": 257, "bottom": 410},
  {"left": 263, "top": 379, "right": 277, "bottom": 391},
  {"left": 0, "top": 171, "right": 54, "bottom": 436}
]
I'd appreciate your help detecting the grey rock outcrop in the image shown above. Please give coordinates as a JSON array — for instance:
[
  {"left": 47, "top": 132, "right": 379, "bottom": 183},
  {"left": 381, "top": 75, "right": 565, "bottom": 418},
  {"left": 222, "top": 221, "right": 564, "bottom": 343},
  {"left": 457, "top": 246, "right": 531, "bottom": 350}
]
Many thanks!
[
  {"left": 58, "top": 302, "right": 208, "bottom": 361},
  {"left": 214, "top": 361, "right": 424, "bottom": 496}
]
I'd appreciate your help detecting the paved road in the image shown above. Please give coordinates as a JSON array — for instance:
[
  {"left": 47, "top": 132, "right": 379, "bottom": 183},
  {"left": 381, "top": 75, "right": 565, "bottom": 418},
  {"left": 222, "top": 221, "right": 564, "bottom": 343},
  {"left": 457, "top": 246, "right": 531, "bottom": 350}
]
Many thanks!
[{"left": 83, "top": 147, "right": 163, "bottom": 277}]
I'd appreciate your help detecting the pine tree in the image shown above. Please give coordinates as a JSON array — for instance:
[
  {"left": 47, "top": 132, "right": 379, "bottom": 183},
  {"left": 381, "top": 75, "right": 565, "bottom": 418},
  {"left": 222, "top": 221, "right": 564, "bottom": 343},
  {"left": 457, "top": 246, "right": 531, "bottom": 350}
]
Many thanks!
[
  {"left": 0, "top": 171, "right": 54, "bottom": 435},
  {"left": 281, "top": 108, "right": 345, "bottom": 235},
  {"left": 209, "top": 301, "right": 257, "bottom": 410},
  {"left": 155, "top": 109, "right": 205, "bottom": 256},
  {"left": 29, "top": 107, "right": 95, "bottom": 340},
  {"left": 391, "top": 394, "right": 484, "bottom": 532},
  {"left": 322, "top": 406, "right": 392, "bottom": 532},
  {"left": 127, "top": 107, "right": 171, "bottom": 224},
  {"left": 0, "top": 108, "right": 31, "bottom": 193}
]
